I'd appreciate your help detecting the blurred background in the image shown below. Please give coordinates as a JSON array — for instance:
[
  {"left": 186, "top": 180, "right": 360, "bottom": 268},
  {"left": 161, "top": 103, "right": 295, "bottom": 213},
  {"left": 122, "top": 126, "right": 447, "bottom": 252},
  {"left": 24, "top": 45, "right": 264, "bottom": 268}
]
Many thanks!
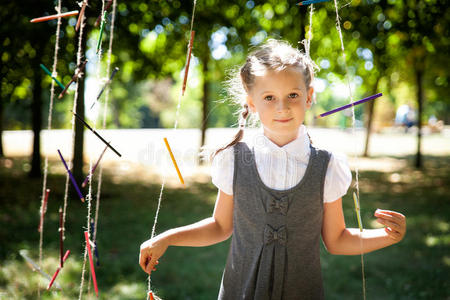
[{"left": 0, "top": 0, "right": 449, "bottom": 299}]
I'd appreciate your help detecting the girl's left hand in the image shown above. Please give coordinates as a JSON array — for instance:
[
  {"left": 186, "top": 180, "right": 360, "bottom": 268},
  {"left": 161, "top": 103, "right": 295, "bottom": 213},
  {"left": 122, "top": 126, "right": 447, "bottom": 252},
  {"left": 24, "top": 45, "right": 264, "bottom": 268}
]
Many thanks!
[{"left": 374, "top": 209, "right": 406, "bottom": 243}]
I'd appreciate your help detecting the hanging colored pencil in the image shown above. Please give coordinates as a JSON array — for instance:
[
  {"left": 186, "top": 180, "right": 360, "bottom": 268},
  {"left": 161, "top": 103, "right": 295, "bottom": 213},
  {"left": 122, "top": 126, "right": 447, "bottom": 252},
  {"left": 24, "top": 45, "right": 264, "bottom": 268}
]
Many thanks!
[
  {"left": 163, "top": 137, "right": 185, "bottom": 185},
  {"left": 71, "top": 111, "right": 122, "bottom": 157},
  {"left": 47, "top": 250, "right": 70, "bottom": 290},
  {"left": 96, "top": 11, "right": 108, "bottom": 54},
  {"left": 93, "top": 67, "right": 119, "bottom": 107},
  {"left": 84, "top": 231, "right": 99, "bottom": 297},
  {"left": 19, "top": 250, "right": 62, "bottom": 290},
  {"left": 40, "top": 64, "right": 65, "bottom": 89},
  {"left": 315, "top": 93, "right": 382, "bottom": 119},
  {"left": 90, "top": 219, "right": 100, "bottom": 266},
  {"left": 148, "top": 291, "right": 155, "bottom": 300},
  {"left": 82, "top": 144, "right": 108, "bottom": 188},
  {"left": 182, "top": 30, "right": 196, "bottom": 96},
  {"left": 297, "top": 0, "right": 330, "bottom": 6},
  {"left": 58, "top": 59, "right": 88, "bottom": 99},
  {"left": 353, "top": 192, "right": 363, "bottom": 232},
  {"left": 75, "top": 1, "right": 87, "bottom": 32},
  {"left": 30, "top": 10, "right": 79, "bottom": 23},
  {"left": 57, "top": 149, "right": 85, "bottom": 202}
]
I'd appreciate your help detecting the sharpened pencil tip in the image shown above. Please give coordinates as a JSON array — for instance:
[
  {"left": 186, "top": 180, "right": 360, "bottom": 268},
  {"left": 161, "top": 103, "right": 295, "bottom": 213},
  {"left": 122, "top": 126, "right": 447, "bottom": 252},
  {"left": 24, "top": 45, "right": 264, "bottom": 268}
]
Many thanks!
[{"left": 81, "top": 197, "right": 85, "bottom": 203}]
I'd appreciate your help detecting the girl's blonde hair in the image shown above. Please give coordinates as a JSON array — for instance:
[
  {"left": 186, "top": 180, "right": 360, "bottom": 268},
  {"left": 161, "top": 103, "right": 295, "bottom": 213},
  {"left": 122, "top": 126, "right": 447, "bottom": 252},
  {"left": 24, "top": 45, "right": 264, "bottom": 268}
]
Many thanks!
[{"left": 212, "top": 39, "right": 317, "bottom": 159}]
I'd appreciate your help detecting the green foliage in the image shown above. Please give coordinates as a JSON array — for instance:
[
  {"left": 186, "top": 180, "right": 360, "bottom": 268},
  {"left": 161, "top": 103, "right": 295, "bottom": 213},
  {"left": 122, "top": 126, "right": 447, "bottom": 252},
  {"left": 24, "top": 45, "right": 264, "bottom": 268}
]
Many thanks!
[
  {"left": 0, "top": 154, "right": 449, "bottom": 298},
  {"left": 0, "top": 0, "right": 449, "bottom": 130}
]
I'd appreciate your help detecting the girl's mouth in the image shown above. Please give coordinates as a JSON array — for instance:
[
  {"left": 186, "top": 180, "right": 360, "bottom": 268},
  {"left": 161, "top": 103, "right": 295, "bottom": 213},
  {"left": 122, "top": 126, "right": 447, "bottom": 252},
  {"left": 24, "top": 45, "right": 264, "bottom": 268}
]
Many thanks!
[{"left": 274, "top": 118, "right": 293, "bottom": 123}]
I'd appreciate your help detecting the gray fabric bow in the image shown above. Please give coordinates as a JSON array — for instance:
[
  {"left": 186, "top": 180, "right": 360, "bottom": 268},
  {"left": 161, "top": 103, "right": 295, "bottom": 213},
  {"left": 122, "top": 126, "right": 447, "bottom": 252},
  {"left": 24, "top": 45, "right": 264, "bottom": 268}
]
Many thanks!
[
  {"left": 267, "top": 195, "right": 289, "bottom": 215},
  {"left": 264, "top": 225, "right": 287, "bottom": 246}
]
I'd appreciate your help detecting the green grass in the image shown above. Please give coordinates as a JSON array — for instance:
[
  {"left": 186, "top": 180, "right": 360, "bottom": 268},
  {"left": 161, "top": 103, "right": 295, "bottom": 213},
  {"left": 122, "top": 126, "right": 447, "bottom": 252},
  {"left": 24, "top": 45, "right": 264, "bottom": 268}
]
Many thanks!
[{"left": 0, "top": 155, "right": 449, "bottom": 299}]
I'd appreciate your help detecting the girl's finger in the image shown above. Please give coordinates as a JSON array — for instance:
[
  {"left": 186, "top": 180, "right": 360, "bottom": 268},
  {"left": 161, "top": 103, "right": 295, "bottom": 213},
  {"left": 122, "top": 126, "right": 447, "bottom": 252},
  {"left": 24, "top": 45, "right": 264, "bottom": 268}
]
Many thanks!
[
  {"left": 375, "top": 210, "right": 405, "bottom": 223},
  {"left": 139, "top": 252, "right": 150, "bottom": 272},
  {"left": 385, "top": 227, "right": 402, "bottom": 240},
  {"left": 377, "top": 218, "right": 401, "bottom": 231}
]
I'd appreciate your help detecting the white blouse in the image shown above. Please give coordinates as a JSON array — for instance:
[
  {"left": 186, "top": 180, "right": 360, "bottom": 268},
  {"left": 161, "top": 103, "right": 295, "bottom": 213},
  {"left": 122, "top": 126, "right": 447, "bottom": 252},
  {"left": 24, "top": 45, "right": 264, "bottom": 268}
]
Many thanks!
[{"left": 211, "top": 125, "right": 352, "bottom": 203}]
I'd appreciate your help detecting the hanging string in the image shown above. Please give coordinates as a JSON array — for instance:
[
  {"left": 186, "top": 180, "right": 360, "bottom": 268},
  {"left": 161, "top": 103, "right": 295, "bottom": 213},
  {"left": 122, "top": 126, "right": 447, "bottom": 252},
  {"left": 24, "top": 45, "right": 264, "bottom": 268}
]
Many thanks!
[
  {"left": 146, "top": 1, "right": 197, "bottom": 298},
  {"left": 304, "top": 4, "right": 314, "bottom": 58},
  {"left": 332, "top": 0, "right": 366, "bottom": 299},
  {"left": 37, "top": 1, "right": 62, "bottom": 298},
  {"left": 73, "top": 1, "right": 91, "bottom": 299},
  {"left": 93, "top": 0, "right": 117, "bottom": 274},
  {"left": 86, "top": 0, "right": 109, "bottom": 295}
]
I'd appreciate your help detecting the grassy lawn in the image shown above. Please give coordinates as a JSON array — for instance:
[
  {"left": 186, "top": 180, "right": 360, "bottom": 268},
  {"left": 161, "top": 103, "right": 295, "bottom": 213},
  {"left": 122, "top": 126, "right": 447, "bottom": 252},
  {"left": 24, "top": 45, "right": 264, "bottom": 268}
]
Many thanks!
[{"left": 0, "top": 155, "right": 449, "bottom": 299}]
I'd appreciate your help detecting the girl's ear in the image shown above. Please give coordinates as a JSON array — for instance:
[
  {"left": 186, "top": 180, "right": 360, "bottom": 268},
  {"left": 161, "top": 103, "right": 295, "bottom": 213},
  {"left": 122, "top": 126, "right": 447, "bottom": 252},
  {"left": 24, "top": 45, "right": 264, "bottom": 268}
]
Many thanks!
[
  {"left": 306, "top": 86, "right": 314, "bottom": 109},
  {"left": 246, "top": 95, "right": 256, "bottom": 113}
]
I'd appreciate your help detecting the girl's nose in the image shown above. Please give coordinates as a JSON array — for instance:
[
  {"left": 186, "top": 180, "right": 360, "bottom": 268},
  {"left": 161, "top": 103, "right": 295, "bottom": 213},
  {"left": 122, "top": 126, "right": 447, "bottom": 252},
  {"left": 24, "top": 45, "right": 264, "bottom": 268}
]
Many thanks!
[{"left": 277, "top": 99, "right": 289, "bottom": 112}]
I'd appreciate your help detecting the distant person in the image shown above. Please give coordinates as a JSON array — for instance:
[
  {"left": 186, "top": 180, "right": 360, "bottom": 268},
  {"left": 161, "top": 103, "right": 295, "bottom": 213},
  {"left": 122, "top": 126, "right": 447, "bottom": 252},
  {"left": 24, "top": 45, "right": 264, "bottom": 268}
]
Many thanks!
[
  {"left": 395, "top": 104, "right": 416, "bottom": 132},
  {"left": 428, "top": 115, "right": 444, "bottom": 133},
  {"left": 139, "top": 39, "right": 406, "bottom": 299}
]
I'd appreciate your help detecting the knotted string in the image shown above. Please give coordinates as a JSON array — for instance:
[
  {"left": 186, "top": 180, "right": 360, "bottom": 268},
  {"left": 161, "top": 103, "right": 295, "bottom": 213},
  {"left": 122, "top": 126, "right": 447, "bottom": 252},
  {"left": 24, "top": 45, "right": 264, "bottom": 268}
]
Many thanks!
[{"left": 38, "top": 1, "right": 62, "bottom": 297}]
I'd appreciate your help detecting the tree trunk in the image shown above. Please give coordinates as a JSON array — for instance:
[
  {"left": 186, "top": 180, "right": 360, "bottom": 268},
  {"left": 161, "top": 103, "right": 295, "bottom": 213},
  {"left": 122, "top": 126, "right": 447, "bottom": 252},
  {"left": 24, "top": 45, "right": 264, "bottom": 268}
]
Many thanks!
[
  {"left": 73, "top": 34, "right": 87, "bottom": 182},
  {"left": 363, "top": 80, "right": 380, "bottom": 157},
  {"left": 0, "top": 81, "right": 4, "bottom": 158},
  {"left": 415, "top": 67, "right": 423, "bottom": 169},
  {"left": 199, "top": 53, "right": 210, "bottom": 165},
  {"left": 363, "top": 99, "right": 375, "bottom": 157},
  {"left": 29, "top": 46, "right": 43, "bottom": 178}
]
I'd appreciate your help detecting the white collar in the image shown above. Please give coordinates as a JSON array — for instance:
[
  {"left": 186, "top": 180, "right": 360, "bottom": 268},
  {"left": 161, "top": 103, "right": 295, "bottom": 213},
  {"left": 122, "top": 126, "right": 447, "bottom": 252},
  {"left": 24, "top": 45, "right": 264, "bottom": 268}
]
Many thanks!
[{"left": 248, "top": 125, "right": 311, "bottom": 160}]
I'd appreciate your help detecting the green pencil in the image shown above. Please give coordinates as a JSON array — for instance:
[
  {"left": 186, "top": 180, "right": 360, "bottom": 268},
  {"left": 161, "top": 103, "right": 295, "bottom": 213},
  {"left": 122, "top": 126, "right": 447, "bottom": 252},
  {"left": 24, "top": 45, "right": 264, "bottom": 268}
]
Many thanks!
[
  {"left": 40, "top": 64, "right": 65, "bottom": 89},
  {"left": 96, "top": 11, "right": 108, "bottom": 53},
  {"left": 353, "top": 192, "right": 363, "bottom": 232}
]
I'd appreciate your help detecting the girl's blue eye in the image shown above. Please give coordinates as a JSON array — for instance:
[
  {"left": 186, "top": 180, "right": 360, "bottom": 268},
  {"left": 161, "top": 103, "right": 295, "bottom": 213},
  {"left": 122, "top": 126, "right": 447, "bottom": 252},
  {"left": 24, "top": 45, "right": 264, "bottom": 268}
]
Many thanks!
[
  {"left": 264, "top": 95, "right": 274, "bottom": 101},
  {"left": 288, "top": 93, "right": 299, "bottom": 99}
]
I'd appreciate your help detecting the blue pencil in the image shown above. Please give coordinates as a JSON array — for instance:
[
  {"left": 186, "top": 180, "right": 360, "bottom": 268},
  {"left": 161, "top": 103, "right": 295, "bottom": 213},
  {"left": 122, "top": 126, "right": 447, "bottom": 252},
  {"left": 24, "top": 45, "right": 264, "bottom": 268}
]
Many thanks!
[
  {"left": 297, "top": 0, "right": 330, "bottom": 6},
  {"left": 315, "top": 93, "right": 382, "bottom": 119},
  {"left": 57, "top": 149, "right": 85, "bottom": 202}
]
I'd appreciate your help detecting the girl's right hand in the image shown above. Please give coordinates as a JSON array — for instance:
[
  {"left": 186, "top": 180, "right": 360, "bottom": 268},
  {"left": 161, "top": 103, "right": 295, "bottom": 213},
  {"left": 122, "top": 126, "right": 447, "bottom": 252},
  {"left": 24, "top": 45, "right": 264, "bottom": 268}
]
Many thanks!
[{"left": 139, "top": 234, "right": 170, "bottom": 274}]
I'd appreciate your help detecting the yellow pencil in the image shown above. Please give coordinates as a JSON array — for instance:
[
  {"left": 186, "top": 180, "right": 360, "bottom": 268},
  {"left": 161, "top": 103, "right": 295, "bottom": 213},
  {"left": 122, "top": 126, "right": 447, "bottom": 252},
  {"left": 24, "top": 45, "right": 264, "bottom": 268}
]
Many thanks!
[
  {"left": 353, "top": 192, "right": 363, "bottom": 232},
  {"left": 163, "top": 137, "right": 185, "bottom": 185}
]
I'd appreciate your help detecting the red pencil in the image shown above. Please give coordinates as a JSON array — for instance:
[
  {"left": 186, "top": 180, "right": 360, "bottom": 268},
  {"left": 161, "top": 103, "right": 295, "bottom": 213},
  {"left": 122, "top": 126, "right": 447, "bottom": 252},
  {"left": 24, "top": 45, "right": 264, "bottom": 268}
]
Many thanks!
[
  {"left": 30, "top": 10, "right": 79, "bottom": 23},
  {"left": 182, "top": 30, "right": 195, "bottom": 96},
  {"left": 84, "top": 231, "right": 99, "bottom": 297},
  {"left": 47, "top": 250, "right": 70, "bottom": 290}
]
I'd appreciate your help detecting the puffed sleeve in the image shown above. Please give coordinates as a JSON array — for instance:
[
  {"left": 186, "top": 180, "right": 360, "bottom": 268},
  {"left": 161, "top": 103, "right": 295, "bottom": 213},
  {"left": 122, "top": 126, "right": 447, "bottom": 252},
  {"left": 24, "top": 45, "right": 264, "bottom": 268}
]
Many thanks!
[
  {"left": 210, "top": 146, "right": 234, "bottom": 195},
  {"left": 323, "top": 152, "right": 352, "bottom": 203}
]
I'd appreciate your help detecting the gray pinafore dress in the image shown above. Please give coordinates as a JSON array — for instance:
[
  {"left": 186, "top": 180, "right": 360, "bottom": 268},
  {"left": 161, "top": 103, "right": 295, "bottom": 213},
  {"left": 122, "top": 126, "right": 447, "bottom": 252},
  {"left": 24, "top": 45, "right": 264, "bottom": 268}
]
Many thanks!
[{"left": 218, "top": 142, "right": 331, "bottom": 300}]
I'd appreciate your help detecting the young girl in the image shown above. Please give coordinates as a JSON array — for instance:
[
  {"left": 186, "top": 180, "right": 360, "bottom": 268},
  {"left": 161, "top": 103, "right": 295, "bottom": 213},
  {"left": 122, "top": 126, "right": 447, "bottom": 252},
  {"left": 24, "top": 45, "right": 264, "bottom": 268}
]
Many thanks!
[{"left": 139, "top": 39, "right": 406, "bottom": 299}]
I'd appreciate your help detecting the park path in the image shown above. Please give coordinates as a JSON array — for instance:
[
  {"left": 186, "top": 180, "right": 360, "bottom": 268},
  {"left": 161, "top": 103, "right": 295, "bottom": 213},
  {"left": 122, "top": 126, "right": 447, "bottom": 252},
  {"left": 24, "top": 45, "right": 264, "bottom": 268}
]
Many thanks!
[{"left": 3, "top": 127, "right": 449, "bottom": 182}]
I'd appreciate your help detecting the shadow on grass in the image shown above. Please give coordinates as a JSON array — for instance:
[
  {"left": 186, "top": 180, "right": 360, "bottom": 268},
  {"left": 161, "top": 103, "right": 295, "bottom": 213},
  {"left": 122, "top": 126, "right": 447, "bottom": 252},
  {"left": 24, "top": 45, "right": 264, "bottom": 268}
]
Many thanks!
[{"left": 0, "top": 155, "right": 449, "bottom": 299}]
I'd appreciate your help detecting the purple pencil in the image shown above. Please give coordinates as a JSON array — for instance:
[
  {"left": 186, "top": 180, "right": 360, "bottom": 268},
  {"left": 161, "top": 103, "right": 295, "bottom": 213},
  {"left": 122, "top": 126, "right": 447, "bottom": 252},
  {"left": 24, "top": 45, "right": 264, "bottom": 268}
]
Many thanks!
[
  {"left": 315, "top": 93, "right": 382, "bottom": 119},
  {"left": 81, "top": 144, "right": 109, "bottom": 188},
  {"left": 57, "top": 149, "right": 85, "bottom": 202}
]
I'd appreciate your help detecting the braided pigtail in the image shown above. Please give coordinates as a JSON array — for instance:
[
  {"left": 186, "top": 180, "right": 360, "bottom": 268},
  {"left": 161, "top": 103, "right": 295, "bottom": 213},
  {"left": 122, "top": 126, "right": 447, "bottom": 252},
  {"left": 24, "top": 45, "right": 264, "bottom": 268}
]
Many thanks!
[{"left": 211, "top": 104, "right": 249, "bottom": 160}]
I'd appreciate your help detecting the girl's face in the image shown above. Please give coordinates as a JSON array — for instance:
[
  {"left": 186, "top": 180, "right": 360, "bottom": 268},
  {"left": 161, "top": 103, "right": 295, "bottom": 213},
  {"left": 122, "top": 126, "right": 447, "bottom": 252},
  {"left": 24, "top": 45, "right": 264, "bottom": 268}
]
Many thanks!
[{"left": 246, "top": 67, "right": 313, "bottom": 147}]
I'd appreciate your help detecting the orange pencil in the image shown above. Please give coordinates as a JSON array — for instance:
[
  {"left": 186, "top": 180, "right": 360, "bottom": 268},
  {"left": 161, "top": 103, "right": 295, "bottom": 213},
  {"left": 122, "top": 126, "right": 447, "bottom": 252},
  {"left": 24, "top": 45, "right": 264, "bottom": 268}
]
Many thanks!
[
  {"left": 148, "top": 291, "right": 155, "bottom": 300},
  {"left": 163, "top": 137, "right": 185, "bottom": 185},
  {"left": 30, "top": 10, "right": 79, "bottom": 23},
  {"left": 182, "top": 31, "right": 195, "bottom": 96}
]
